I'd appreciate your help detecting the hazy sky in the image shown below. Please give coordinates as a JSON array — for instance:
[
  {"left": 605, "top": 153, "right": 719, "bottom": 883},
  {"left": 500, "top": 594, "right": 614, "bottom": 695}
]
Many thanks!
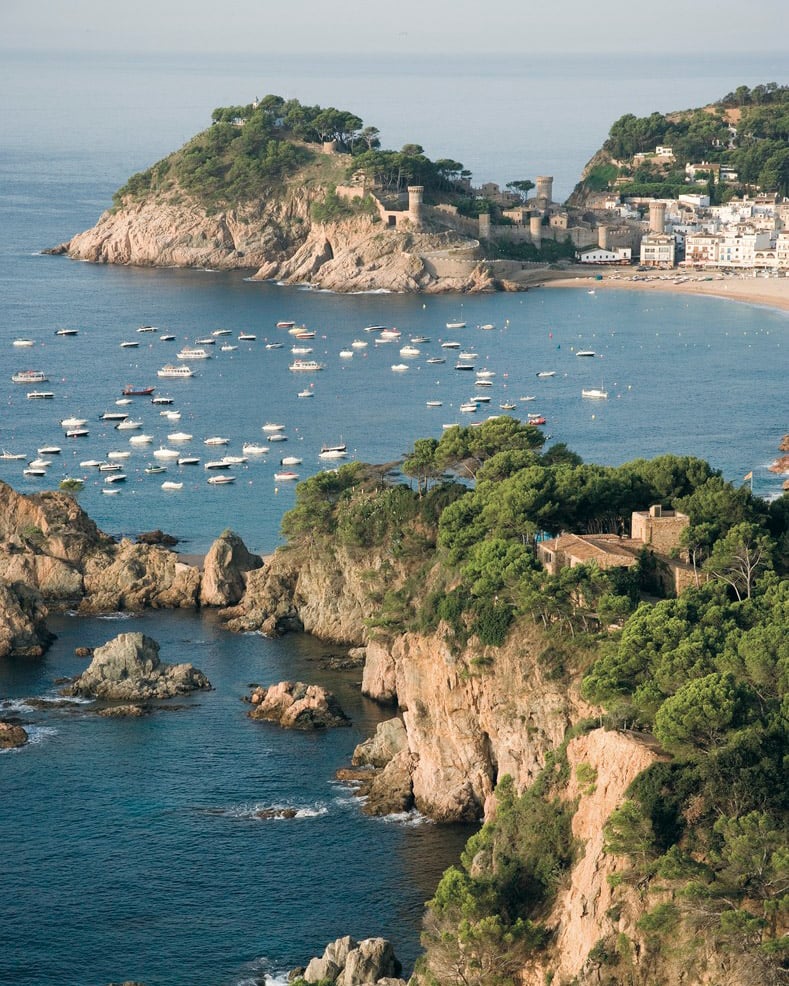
[{"left": 3, "top": 0, "right": 788, "bottom": 54}]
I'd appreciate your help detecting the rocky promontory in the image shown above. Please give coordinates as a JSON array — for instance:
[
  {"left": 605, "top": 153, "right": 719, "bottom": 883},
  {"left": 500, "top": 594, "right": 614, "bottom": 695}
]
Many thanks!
[
  {"left": 298, "top": 935, "right": 403, "bottom": 986},
  {"left": 62, "top": 632, "right": 210, "bottom": 700}
]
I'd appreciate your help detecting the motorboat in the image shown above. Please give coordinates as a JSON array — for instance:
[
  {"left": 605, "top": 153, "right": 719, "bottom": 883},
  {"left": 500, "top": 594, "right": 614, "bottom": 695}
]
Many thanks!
[
  {"left": 61, "top": 416, "right": 88, "bottom": 428},
  {"left": 153, "top": 448, "right": 180, "bottom": 460},
  {"left": 12, "top": 370, "right": 47, "bottom": 384},
  {"left": 446, "top": 321, "right": 466, "bottom": 329},
  {"left": 339, "top": 350, "right": 354, "bottom": 359},
  {"left": 107, "top": 451, "right": 131, "bottom": 460},
  {"left": 213, "top": 329, "right": 232, "bottom": 336},
  {"left": 177, "top": 457, "right": 200, "bottom": 466},
  {"left": 391, "top": 364, "right": 409, "bottom": 372},
  {"left": 120, "top": 341, "right": 140, "bottom": 349},
  {"left": 426, "top": 357, "right": 446, "bottom": 365},
  {"left": 479, "top": 323, "right": 495, "bottom": 330},
  {"left": 220, "top": 344, "right": 238, "bottom": 352},
  {"left": 128, "top": 434, "right": 153, "bottom": 445},
  {"left": 177, "top": 348, "right": 210, "bottom": 360},
  {"left": 27, "top": 391, "right": 55, "bottom": 399},
  {"left": 238, "top": 333, "right": 256, "bottom": 341},
  {"left": 195, "top": 337, "right": 216, "bottom": 345},
  {"left": 410, "top": 335, "right": 430, "bottom": 344},
  {"left": 101, "top": 488, "right": 121, "bottom": 495},
  {"left": 471, "top": 395, "right": 491, "bottom": 403},
  {"left": 273, "top": 471, "right": 298, "bottom": 481},
  {"left": 151, "top": 396, "right": 174, "bottom": 405},
  {"left": 520, "top": 395, "right": 537, "bottom": 402},
  {"left": 37, "top": 446, "right": 61, "bottom": 455},
  {"left": 29, "top": 458, "right": 52, "bottom": 469},
  {"left": 459, "top": 351, "right": 478, "bottom": 360},
  {"left": 158, "top": 365, "right": 194, "bottom": 378},
  {"left": 319, "top": 448, "right": 347, "bottom": 460},
  {"left": 79, "top": 459, "right": 103, "bottom": 468},
  {"left": 321, "top": 442, "right": 347, "bottom": 454},
  {"left": 363, "top": 325, "right": 388, "bottom": 333},
  {"left": 0, "top": 450, "right": 26, "bottom": 460},
  {"left": 161, "top": 481, "right": 183, "bottom": 490},
  {"left": 268, "top": 433, "right": 287, "bottom": 442},
  {"left": 137, "top": 325, "right": 158, "bottom": 333},
  {"left": 276, "top": 320, "right": 295, "bottom": 328},
  {"left": 459, "top": 402, "right": 477, "bottom": 413},
  {"left": 294, "top": 330, "right": 316, "bottom": 339},
  {"left": 101, "top": 412, "right": 128, "bottom": 421},
  {"left": 163, "top": 410, "right": 181, "bottom": 420},
  {"left": 99, "top": 462, "right": 123, "bottom": 472},
  {"left": 581, "top": 388, "right": 608, "bottom": 399},
  {"left": 168, "top": 431, "right": 192, "bottom": 441},
  {"left": 426, "top": 400, "right": 443, "bottom": 407},
  {"left": 536, "top": 371, "right": 556, "bottom": 378},
  {"left": 55, "top": 328, "right": 78, "bottom": 336},
  {"left": 474, "top": 379, "right": 493, "bottom": 387},
  {"left": 280, "top": 456, "right": 302, "bottom": 466},
  {"left": 289, "top": 359, "right": 324, "bottom": 372},
  {"left": 12, "top": 339, "right": 34, "bottom": 347},
  {"left": 576, "top": 350, "right": 596, "bottom": 357},
  {"left": 291, "top": 346, "right": 313, "bottom": 355},
  {"left": 440, "top": 341, "right": 460, "bottom": 349},
  {"left": 65, "top": 428, "right": 89, "bottom": 437},
  {"left": 104, "top": 473, "right": 127, "bottom": 483},
  {"left": 204, "top": 460, "right": 232, "bottom": 470},
  {"left": 116, "top": 398, "right": 134, "bottom": 405},
  {"left": 204, "top": 437, "right": 229, "bottom": 446},
  {"left": 144, "top": 464, "right": 167, "bottom": 474},
  {"left": 242, "top": 443, "right": 269, "bottom": 455},
  {"left": 122, "top": 385, "right": 155, "bottom": 395},
  {"left": 351, "top": 340, "right": 368, "bottom": 349},
  {"left": 221, "top": 455, "right": 247, "bottom": 465},
  {"left": 23, "top": 468, "right": 46, "bottom": 477},
  {"left": 499, "top": 402, "right": 517, "bottom": 410},
  {"left": 399, "top": 345, "right": 420, "bottom": 357},
  {"left": 160, "top": 335, "right": 176, "bottom": 342},
  {"left": 455, "top": 363, "right": 475, "bottom": 372},
  {"left": 527, "top": 414, "right": 547, "bottom": 425},
  {"left": 297, "top": 389, "right": 314, "bottom": 398},
  {"left": 265, "top": 342, "right": 283, "bottom": 350},
  {"left": 207, "top": 475, "right": 236, "bottom": 485},
  {"left": 379, "top": 328, "right": 401, "bottom": 340},
  {"left": 116, "top": 419, "right": 143, "bottom": 430},
  {"left": 476, "top": 369, "right": 496, "bottom": 379}
]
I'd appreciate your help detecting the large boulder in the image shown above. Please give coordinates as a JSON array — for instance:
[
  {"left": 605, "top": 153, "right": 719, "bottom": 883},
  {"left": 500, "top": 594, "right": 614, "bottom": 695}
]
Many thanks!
[
  {"left": 362, "top": 751, "right": 416, "bottom": 817},
  {"left": 301, "top": 937, "right": 402, "bottom": 986},
  {"left": 200, "top": 530, "right": 263, "bottom": 607},
  {"left": 63, "top": 632, "right": 210, "bottom": 700},
  {"left": 247, "top": 681, "right": 350, "bottom": 729},
  {"left": 352, "top": 718, "right": 408, "bottom": 768},
  {"left": 0, "top": 580, "right": 53, "bottom": 658},
  {"left": 0, "top": 721, "right": 29, "bottom": 749}
]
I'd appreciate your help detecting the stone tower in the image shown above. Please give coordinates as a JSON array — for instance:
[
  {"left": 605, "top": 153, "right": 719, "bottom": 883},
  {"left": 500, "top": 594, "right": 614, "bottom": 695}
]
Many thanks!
[
  {"left": 535, "top": 176, "right": 553, "bottom": 205},
  {"left": 529, "top": 213, "right": 543, "bottom": 248},
  {"left": 598, "top": 225, "right": 610, "bottom": 251},
  {"left": 408, "top": 186, "right": 424, "bottom": 227},
  {"left": 649, "top": 201, "right": 667, "bottom": 234}
]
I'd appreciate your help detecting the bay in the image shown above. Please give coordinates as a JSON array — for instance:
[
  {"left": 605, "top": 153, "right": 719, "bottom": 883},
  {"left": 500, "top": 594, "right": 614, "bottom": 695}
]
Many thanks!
[{"left": 0, "top": 48, "right": 787, "bottom": 986}]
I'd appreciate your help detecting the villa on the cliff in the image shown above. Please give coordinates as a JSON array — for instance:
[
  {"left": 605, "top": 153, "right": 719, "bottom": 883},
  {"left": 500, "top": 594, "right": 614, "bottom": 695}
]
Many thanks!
[{"left": 537, "top": 505, "right": 701, "bottom": 595}]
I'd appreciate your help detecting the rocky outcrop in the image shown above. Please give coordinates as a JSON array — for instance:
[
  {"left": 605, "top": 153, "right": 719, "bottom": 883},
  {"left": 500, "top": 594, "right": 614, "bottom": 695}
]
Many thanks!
[
  {"left": 80, "top": 540, "right": 200, "bottom": 612},
  {"left": 247, "top": 681, "right": 350, "bottom": 730},
  {"left": 63, "top": 632, "right": 210, "bottom": 700},
  {"left": 0, "top": 581, "right": 53, "bottom": 658},
  {"left": 352, "top": 717, "right": 408, "bottom": 768},
  {"left": 302, "top": 936, "right": 403, "bottom": 986},
  {"left": 199, "top": 529, "right": 263, "bottom": 607},
  {"left": 0, "top": 721, "right": 29, "bottom": 749}
]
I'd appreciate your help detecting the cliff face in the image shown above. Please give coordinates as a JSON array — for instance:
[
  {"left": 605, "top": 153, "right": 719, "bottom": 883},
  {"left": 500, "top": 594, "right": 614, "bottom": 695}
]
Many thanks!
[{"left": 50, "top": 185, "right": 495, "bottom": 294}]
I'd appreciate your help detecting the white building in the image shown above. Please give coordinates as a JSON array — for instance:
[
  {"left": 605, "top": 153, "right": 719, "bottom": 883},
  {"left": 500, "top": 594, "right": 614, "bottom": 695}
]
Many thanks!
[
  {"left": 577, "top": 246, "right": 631, "bottom": 264},
  {"left": 640, "top": 233, "right": 676, "bottom": 268}
]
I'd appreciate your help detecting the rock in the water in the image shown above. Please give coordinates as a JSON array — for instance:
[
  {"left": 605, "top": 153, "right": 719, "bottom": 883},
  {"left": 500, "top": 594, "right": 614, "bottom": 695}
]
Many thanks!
[
  {"left": 137, "top": 529, "right": 179, "bottom": 546},
  {"left": 200, "top": 529, "right": 263, "bottom": 607},
  {"left": 63, "top": 632, "right": 210, "bottom": 700},
  {"left": 301, "top": 936, "right": 402, "bottom": 986},
  {"left": 0, "top": 580, "right": 53, "bottom": 658},
  {"left": 247, "top": 681, "right": 350, "bottom": 729},
  {"left": 0, "top": 721, "right": 29, "bottom": 748},
  {"left": 96, "top": 704, "right": 148, "bottom": 718},
  {"left": 362, "top": 751, "right": 416, "bottom": 817},
  {"left": 352, "top": 718, "right": 408, "bottom": 768}
]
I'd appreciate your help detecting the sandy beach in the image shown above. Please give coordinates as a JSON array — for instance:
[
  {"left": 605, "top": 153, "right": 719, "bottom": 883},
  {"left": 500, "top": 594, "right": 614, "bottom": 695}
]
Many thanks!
[{"left": 538, "top": 267, "right": 789, "bottom": 312}]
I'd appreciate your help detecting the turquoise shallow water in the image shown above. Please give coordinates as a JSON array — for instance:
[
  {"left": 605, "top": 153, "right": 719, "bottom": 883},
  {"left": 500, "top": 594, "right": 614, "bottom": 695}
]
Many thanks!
[{"left": 1, "top": 49, "right": 787, "bottom": 986}]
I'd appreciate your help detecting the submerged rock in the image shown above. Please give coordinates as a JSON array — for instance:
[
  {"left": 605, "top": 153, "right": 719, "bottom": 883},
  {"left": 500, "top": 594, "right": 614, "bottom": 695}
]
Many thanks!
[
  {"left": 247, "top": 681, "right": 350, "bottom": 729},
  {"left": 63, "top": 632, "right": 210, "bottom": 700},
  {"left": 0, "top": 721, "right": 29, "bottom": 749}
]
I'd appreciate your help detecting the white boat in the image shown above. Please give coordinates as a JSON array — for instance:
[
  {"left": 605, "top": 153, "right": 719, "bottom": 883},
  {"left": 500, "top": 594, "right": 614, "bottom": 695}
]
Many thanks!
[
  {"left": 242, "top": 443, "right": 269, "bottom": 455},
  {"left": 99, "top": 462, "right": 123, "bottom": 472},
  {"left": 459, "top": 402, "right": 477, "bottom": 413},
  {"left": 27, "top": 391, "right": 55, "bottom": 399},
  {"left": 297, "top": 389, "right": 314, "bottom": 398},
  {"left": 153, "top": 448, "right": 180, "bottom": 460},
  {"left": 279, "top": 456, "right": 302, "bottom": 466},
  {"left": 351, "top": 340, "right": 368, "bottom": 349},
  {"left": 137, "top": 325, "right": 158, "bottom": 333},
  {"left": 291, "top": 346, "right": 313, "bottom": 355},
  {"left": 160, "top": 335, "right": 176, "bottom": 342},
  {"left": 207, "top": 474, "right": 236, "bottom": 485},
  {"left": 440, "top": 341, "right": 460, "bottom": 349},
  {"left": 104, "top": 473, "right": 127, "bottom": 483},
  {"left": 474, "top": 379, "right": 493, "bottom": 387},
  {"left": 107, "top": 451, "right": 131, "bottom": 460},
  {"left": 158, "top": 365, "right": 195, "bottom": 378},
  {"left": 455, "top": 363, "right": 475, "bottom": 372},
  {"left": 576, "top": 350, "right": 596, "bottom": 358},
  {"left": 446, "top": 321, "right": 466, "bottom": 329},
  {"left": 101, "top": 488, "right": 121, "bottom": 495},
  {"left": 65, "top": 428, "right": 89, "bottom": 437},
  {"left": 273, "top": 471, "right": 298, "bottom": 481},
  {"left": 238, "top": 333, "right": 256, "bottom": 341},
  {"left": 426, "top": 357, "right": 446, "bottom": 364},
  {"left": 319, "top": 448, "right": 347, "bottom": 460},
  {"left": 459, "top": 351, "right": 478, "bottom": 360},
  {"left": 262, "top": 423, "right": 285, "bottom": 433},
  {"left": 23, "top": 468, "right": 46, "bottom": 477},
  {"left": 363, "top": 325, "right": 388, "bottom": 333},
  {"left": 520, "top": 395, "right": 537, "bottom": 402},
  {"left": 268, "top": 433, "right": 287, "bottom": 442},
  {"left": 204, "top": 437, "right": 229, "bottom": 446},
  {"left": 116, "top": 419, "right": 142, "bottom": 430},
  {"left": 500, "top": 402, "right": 517, "bottom": 410},
  {"left": 120, "top": 341, "right": 139, "bottom": 349},
  {"left": 339, "top": 350, "right": 354, "bottom": 359},
  {"left": 265, "top": 342, "right": 283, "bottom": 350},
  {"left": 391, "top": 363, "right": 409, "bottom": 372},
  {"left": 276, "top": 320, "right": 295, "bottom": 328},
  {"left": 144, "top": 464, "right": 166, "bottom": 475},
  {"left": 289, "top": 359, "right": 324, "bottom": 372},
  {"left": 213, "top": 329, "right": 232, "bottom": 336},
  {"left": 399, "top": 345, "right": 420, "bottom": 357},
  {"left": 0, "top": 450, "right": 26, "bottom": 460},
  {"left": 195, "top": 338, "right": 216, "bottom": 346},
  {"left": 582, "top": 388, "right": 608, "bottom": 399},
  {"left": 101, "top": 412, "right": 128, "bottom": 422},
  {"left": 151, "top": 396, "right": 174, "bottom": 405},
  {"left": 79, "top": 459, "right": 103, "bottom": 468},
  {"left": 161, "top": 481, "right": 183, "bottom": 490},
  {"left": 479, "top": 323, "right": 495, "bottom": 330},
  {"left": 411, "top": 335, "right": 430, "bottom": 344},
  {"left": 177, "top": 348, "right": 210, "bottom": 360},
  {"left": 128, "top": 434, "right": 153, "bottom": 445},
  {"left": 168, "top": 431, "right": 192, "bottom": 441},
  {"left": 55, "top": 328, "right": 78, "bottom": 336},
  {"left": 13, "top": 339, "right": 34, "bottom": 347},
  {"left": 204, "top": 460, "right": 232, "bottom": 470},
  {"left": 163, "top": 410, "right": 182, "bottom": 420},
  {"left": 294, "top": 330, "right": 316, "bottom": 340},
  {"left": 471, "top": 395, "right": 491, "bottom": 403},
  {"left": 221, "top": 344, "right": 238, "bottom": 352},
  {"left": 221, "top": 455, "right": 247, "bottom": 465},
  {"left": 476, "top": 369, "right": 496, "bottom": 379},
  {"left": 536, "top": 371, "right": 556, "bottom": 378},
  {"left": 12, "top": 370, "right": 47, "bottom": 384},
  {"left": 29, "top": 458, "right": 51, "bottom": 469},
  {"left": 379, "top": 328, "right": 401, "bottom": 340},
  {"left": 178, "top": 457, "right": 200, "bottom": 466},
  {"left": 116, "top": 398, "right": 134, "bottom": 405},
  {"left": 426, "top": 400, "right": 443, "bottom": 407},
  {"left": 61, "top": 416, "right": 88, "bottom": 428}
]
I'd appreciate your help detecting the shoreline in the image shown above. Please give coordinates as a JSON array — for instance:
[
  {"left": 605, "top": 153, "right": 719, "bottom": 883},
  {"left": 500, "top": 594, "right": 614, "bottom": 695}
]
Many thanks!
[{"left": 535, "top": 267, "right": 789, "bottom": 312}]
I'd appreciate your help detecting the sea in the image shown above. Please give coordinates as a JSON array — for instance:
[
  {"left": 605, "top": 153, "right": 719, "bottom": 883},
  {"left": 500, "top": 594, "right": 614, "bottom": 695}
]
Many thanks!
[{"left": 0, "top": 49, "right": 787, "bottom": 986}]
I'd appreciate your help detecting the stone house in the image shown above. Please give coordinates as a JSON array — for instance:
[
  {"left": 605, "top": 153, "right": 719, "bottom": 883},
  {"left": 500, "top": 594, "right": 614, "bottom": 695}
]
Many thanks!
[{"left": 537, "top": 505, "right": 700, "bottom": 595}]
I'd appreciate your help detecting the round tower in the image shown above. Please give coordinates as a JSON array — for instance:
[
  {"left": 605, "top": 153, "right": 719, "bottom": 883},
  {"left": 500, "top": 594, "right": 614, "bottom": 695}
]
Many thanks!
[
  {"left": 535, "top": 176, "right": 553, "bottom": 204},
  {"left": 649, "top": 201, "right": 666, "bottom": 234},
  {"left": 529, "top": 213, "right": 543, "bottom": 248},
  {"left": 408, "top": 185, "right": 424, "bottom": 227},
  {"left": 598, "top": 224, "right": 610, "bottom": 251}
]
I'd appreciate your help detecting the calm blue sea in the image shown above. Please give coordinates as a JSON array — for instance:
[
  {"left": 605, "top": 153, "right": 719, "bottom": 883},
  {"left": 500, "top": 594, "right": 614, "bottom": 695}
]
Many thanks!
[{"left": 1, "top": 49, "right": 787, "bottom": 986}]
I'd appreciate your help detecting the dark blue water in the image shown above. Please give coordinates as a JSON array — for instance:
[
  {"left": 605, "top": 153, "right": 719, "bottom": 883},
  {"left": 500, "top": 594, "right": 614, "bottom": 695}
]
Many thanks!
[{"left": 1, "top": 49, "right": 788, "bottom": 986}]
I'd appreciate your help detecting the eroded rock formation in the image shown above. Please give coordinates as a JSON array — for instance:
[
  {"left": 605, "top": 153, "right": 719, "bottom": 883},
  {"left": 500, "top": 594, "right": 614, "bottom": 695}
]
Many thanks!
[
  {"left": 0, "top": 721, "right": 29, "bottom": 749},
  {"left": 199, "top": 529, "right": 263, "bottom": 607},
  {"left": 301, "top": 936, "right": 403, "bottom": 986},
  {"left": 247, "top": 681, "right": 350, "bottom": 730}
]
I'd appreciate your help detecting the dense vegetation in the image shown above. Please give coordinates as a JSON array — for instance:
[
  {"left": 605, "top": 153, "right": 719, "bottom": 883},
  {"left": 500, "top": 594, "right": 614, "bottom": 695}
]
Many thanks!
[
  {"left": 281, "top": 425, "right": 787, "bottom": 983},
  {"left": 590, "top": 83, "right": 789, "bottom": 198}
]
